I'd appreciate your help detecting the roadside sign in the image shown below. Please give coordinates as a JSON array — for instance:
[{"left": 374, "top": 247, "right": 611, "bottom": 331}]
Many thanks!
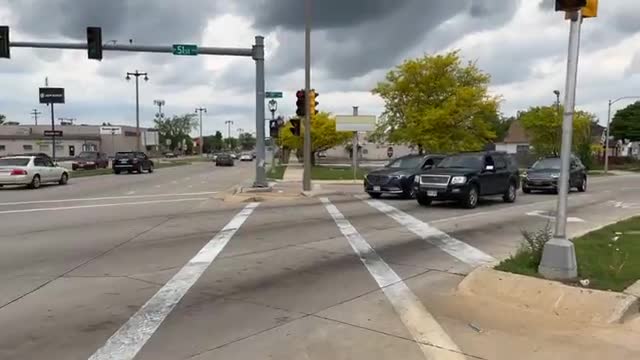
[
  {"left": 265, "top": 91, "right": 283, "bottom": 99},
  {"left": 172, "top": 44, "right": 198, "bottom": 56},
  {"left": 100, "top": 126, "right": 122, "bottom": 135},
  {"left": 44, "top": 130, "right": 63, "bottom": 137},
  {"left": 335, "top": 115, "right": 376, "bottom": 132},
  {"left": 39, "top": 87, "right": 65, "bottom": 104}
]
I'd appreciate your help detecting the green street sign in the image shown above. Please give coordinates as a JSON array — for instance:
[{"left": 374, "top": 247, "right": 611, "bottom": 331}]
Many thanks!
[
  {"left": 173, "top": 44, "right": 198, "bottom": 56},
  {"left": 265, "top": 91, "right": 283, "bottom": 98}
]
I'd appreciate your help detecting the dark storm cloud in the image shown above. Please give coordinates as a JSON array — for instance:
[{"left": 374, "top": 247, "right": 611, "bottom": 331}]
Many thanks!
[
  {"left": 7, "top": 0, "right": 220, "bottom": 43},
  {"left": 252, "top": 0, "right": 520, "bottom": 79}
]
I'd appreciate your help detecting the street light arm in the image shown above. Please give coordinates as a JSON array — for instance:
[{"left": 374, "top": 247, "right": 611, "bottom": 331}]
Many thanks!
[{"left": 611, "top": 96, "right": 640, "bottom": 106}]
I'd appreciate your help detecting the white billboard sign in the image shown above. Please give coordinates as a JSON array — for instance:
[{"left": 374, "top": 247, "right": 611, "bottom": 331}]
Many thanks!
[
  {"left": 100, "top": 126, "right": 122, "bottom": 135},
  {"left": 335, "top": 115, "right": 376, "bottom": 132},
  {"left": 144, "top": 129, "right": 159, "bottom": 146}
]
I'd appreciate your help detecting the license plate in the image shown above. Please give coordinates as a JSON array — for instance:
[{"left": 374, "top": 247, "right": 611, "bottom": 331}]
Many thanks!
[
  {"left": 119, "top": 159, "right": 128, "bottom": 163},
  {"left": 427, "top": 190, "right": 438, "bottom": 197},
  {"left": 373, "top": 186, "right": 381, "bottom": 192}
]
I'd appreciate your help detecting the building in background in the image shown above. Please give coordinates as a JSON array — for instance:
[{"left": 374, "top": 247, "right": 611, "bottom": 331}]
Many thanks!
[{"left": 0, "top": 124, "right": 156, "bottom": 158}]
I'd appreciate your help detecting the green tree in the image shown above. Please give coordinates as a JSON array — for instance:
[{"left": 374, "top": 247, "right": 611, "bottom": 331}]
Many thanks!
[
  {"left": 154, "top": 114, "right": 198, "bottom": 151},
  {"left": 203, "top": 131, "right": 224, "bottom": 153},
  {"left": 0, "top": 114, "right": 5, "bottom": 125},
  {"left": 611, "top": 101, "right": 640, "bottom": 141},
  {"left": 238, "top": 132, "right": 256, "bottom": 151},
  {"left": 372, "top": 51, "right": 500, "bottom": 153},
  {"left": 519, "top": 105, "right": 594, "bottom": 157},
  {"left": 278, "top": 112, "right": 351, "bottom": 164},
  {"left": 487, "top": 114, "right": 515, "bottom": 142}
]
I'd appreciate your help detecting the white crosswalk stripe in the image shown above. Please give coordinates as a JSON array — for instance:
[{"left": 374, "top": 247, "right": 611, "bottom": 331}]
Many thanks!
[
  {"left": 321, "top": 198, "right": 465, "bottom": 360},
  {"left": 364, "top": 199, "right": 496, "bottom": 267}
]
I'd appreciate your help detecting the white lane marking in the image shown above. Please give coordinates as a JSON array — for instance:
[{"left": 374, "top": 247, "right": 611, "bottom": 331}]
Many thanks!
[
  {"left": 320, "top": 198, "right": 464, "bottom": 360},
  {"left": 154, "top": 185, "right": 162, "bottom": 188},
  {"left": 526, "top": 210, "right": 585, "bottom": 223},
  {"left": 0, "top": 198, "right": 207, "bottom": 215},
  {"left": 126, "top": 191, "right": 135, "bottom": 195},
  {"left": 88, "top": 202, "right": 259, "bottom": 360},
  {"left": 0, "top": 192, "right": 219, "bottom": 207},
  {"left": 171, "top": 180, "right": 178, "bottom": 184},
  {"left": 365, "top": 200, "right": 495, "bottom": 267}
]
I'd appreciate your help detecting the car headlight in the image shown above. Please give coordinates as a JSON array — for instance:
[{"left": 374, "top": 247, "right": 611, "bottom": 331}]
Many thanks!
[
  {"left": 413, "top": 176, "right": 420, "bottom": 184},
  {"left": 550, "top": 173, "right": 560, "bottom": 179},
  {"left": 451, "top": 176, "right": 467, "bottom": 185}
]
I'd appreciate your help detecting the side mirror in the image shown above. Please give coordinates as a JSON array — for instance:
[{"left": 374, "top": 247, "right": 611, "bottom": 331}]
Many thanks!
[{"left": 484, "top": 165, "right": 495, "bottom": 172}]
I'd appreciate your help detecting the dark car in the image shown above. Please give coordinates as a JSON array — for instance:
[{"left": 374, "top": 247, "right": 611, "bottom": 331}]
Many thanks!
[
  {"left": 413, "top": 151, "right": 520, "bottom": 209},
  {"left": 215, "top": 153, "right": 234, "bottom": 167},
  {"left": 522, "top": 156, "right": 587, "bottom": 194},
  {"left": 113, "top": 152, "right": 154, "bottom": 174},
  {"left": 364, "top": 154, "right": 445, "bottom": 199},
  {"left": 72, "top": 151, "right": 109, "bottom": 170}
]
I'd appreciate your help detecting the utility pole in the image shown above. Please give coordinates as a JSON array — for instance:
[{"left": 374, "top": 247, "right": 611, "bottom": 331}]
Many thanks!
[
  {"left": 195, "top": 107, "right": 207, "bottom": 155},
  {"left": 126, "top": 70, "right": 148, "bottom": 151},
  {"left": 303, "top": 0, "right": 312, "bottom": 191},
  {"left": 30, "top": 108, "right": 41, "bottom": 125},
  {"left": 225, "top": 120, "right": 234, "bottom": 150},
  {"left": 352, "top": 106, "right": 359, "bottom": 181},
  {"left": 539, "top": 10, "right": 583, "bottom": 280}
]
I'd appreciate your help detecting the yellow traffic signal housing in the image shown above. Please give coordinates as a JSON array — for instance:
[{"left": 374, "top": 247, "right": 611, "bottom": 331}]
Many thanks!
[
  {"left": 582, "top": 0, "right": 598, "bottom": 18},
  {"left": 308, "top": 90, "right": 319, "bottom": 117}
]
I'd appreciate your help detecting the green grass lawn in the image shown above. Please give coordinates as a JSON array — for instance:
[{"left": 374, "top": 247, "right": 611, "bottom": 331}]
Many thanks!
[
  {"left": 311, "top": 166, "right": 368, "bottom": 180},
  {"left": 496, "top": 217, "right": 640, "bottom": 292},
  {"left": 267, "top": 165, "right": 287, "bottom": 180}
]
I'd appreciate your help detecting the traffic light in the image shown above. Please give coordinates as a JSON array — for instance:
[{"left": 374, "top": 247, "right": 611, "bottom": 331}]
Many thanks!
[
  {"left": 295, "top": 90, "right": 306, "bottom": 117},
  {"left": 290, "top": 119, "right": 301, "bottom": 136},
  {"left": 0, "top": 26, "right": 9, "bottom": 59},
  {"left": 555, "top": 0, "right": 586, "bottom": 12},
  {"left": 309, "top": 89, "right": 319, "bottom": 117},
  {"left": 582, "top": 0, "right": 598, "bottom": 18},
  {"left": 86, "top": 27, "right": 103, "bottom": 60}
]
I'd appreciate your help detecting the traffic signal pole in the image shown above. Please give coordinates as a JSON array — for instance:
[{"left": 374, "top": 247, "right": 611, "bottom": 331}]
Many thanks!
[
  {"left": 539, "top": 10, "right": 583, "bottom": 280},
  {"left": 303, "top": 0, "right": 312, "bottom": 192},
  {"left": 6, "top": 31, "right": 268, "bottom": 187}
]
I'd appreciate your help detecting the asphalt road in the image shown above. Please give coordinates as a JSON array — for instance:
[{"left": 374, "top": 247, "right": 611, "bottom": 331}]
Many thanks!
[{"left": 1, "top": 171, "right": 640, "bottom": 360}]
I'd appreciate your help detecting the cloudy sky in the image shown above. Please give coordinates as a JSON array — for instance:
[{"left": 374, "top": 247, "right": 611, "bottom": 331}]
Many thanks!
[{"left": 1, "top": 0, "right": 639, "bottom": 138}]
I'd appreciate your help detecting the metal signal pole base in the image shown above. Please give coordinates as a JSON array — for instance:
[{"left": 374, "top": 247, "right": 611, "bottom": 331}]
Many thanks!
[{"left": 538, "top": 237, "right": 578, "bottom": 280}]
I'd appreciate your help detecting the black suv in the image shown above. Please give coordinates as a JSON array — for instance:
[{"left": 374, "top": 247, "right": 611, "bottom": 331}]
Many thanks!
[
  {"left": 113, "top": 152, "right": 154, "bottom": 174},
  {"left": 522, "top": 156, "right": 587, "bottom": 194},
  {"left": 365, "top": 154, "right": 445, "bottom": 199},
  {"left": 413, "top": 151, "right": 520, "bottom": 209}
]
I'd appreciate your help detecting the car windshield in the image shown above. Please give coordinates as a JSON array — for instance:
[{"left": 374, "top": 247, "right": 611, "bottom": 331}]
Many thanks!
[
  {"left": 531, "top": 158, "right": 561, "bottom": 170},
  {"left": 78, "top": 152, "right": 96, "bottom": 159},
  {"left": 0, "top": 158, "right": 30, "bottom": 166},
  {"left": 115, "top": 152, "right": 135, "bottom": 159},
  {"left": 437, "top": 154, "right": 483, "bottom": 169},
  {"left": 387, "top": 157, "right": 422, "bottom": 168}
]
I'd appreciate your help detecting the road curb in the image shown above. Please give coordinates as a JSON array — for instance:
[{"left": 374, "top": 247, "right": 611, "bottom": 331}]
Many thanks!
[{"left": 456, "top": 267, "right": 639, "bottom": 324}]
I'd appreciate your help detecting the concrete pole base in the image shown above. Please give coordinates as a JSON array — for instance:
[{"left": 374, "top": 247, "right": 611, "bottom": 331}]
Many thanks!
[{"left": 538, "top": 237, "right": 578, "bottom": 280}]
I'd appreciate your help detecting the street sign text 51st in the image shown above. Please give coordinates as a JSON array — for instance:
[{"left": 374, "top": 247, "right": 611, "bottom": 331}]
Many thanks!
[{"left": 173, "top": 44, "right": 198, "bottom": 56}]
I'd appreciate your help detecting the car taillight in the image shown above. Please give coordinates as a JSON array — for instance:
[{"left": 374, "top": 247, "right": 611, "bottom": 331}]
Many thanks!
[{"left": 10, "top": 169, "right": 27, "bottom": 176}]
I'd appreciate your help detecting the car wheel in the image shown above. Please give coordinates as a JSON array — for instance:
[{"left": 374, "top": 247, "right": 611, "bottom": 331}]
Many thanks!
[
  {"left": 114, "top": 170, "right": 121, "bottom": 174},
  {"left": 577, "top": 176, "right": 587, "bottom": 192},
  {"left": 28, "top": 175, "right": 41, "bottom": 189},
  {"left": 368, "top": 192, "right": 382, "bottom": 199},
  {"left": 416, "top": 193, "right": 432, "bottom": 206},
  {"left": 462, "top": 185, "right": 479, "bottom": 209},
  {"left": 403, "top": 186, "right": 416, "bottom": 199},
  {"left": 137, "top": 166, "right": 143, "bottom": 174},
  {"left": 59, "top": 172, "right": 69, "bottom": 185},
  {"left": 148, "top": 164, "right": 154, "bottom": 173},
  {"left": 503, "top": 182, "right": 517, "bottom": 203},
  {"left": 523, "top": 186, "right": 531, "bottom": 194}
]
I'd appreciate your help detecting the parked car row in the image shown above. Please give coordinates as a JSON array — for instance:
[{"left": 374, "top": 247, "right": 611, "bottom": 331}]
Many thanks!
[{"left": 365, "top": 151, "right": 587, "bottom": 209}]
